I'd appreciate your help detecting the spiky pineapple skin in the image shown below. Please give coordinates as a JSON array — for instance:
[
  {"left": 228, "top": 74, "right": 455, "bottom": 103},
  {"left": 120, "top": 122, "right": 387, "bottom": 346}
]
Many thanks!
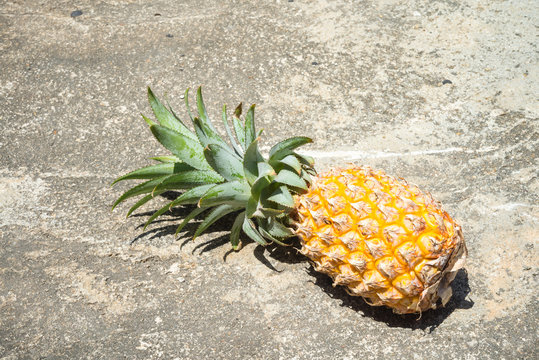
[{"left": 294, "top": 165, "right": 467, "bottom": 314}]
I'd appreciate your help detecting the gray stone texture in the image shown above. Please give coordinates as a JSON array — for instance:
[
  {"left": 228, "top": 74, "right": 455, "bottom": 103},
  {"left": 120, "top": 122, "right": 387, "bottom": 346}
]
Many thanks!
[{"left": 0, "top": 0, "right": 537, "bottom": 359}]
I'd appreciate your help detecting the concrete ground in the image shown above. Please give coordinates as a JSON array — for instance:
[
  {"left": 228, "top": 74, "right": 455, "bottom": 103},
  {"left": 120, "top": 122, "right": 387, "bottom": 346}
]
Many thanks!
[{"left": 1, "top": 0, "right": 537, "bottom": 359}]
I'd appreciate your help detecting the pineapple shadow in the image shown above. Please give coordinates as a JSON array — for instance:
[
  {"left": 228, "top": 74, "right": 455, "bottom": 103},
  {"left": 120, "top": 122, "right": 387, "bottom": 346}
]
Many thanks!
[
  {"left": 129, "top": 193, "right": 473, "bottom": 330},
  {"left": 131, "top": 206, "right": 303, "bottom": 270},
  {"left": 129, "top": 206, "right": 229, "bottom": 251},
  {"left": 306, "top": 266, "right": 473, "bottom": 331},
  {"left": 128, "top": 192, "right": 251, "bottom": 254},
  {"left": 129, "top": 193, "right": 306, "bottom": 264}
]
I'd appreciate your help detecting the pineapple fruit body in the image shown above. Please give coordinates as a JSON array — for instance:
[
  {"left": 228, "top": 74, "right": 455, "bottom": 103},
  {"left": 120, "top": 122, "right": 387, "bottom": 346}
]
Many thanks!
[
  {"left": 295, "top": 166, "right": 467, "bottom": 314},
  {"left": 113, "top": 87, "right": 467, "bottom": 314}
]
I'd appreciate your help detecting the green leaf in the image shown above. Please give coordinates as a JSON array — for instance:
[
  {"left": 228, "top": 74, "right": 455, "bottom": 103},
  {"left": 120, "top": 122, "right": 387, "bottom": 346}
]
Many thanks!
[
  {"left": 243, "top": 139, "right": 264, "bottom": 185},
  {"left": 245, "top": 196, "right": 258, "bottom": 218},
  {"left": 112, "top": 175, "right": 201, "bottom": 210},
  {"left": 198, "top": 181, "right": 250, "bottom": 208},
  {"left": 150, "top": 125, "right": 213, "bottom": 171},
  {"left": 149, "top": 174, "right": 174, "bottom": 196},
  {"left": 143, "top": 184, "right": 216, "bottom": 229},
  {"left": 222, "top": 104, "right": 244, "bottom": 156},
  {"left": 151, "top": 171, "right": 223, "bottom": 194},
  {"left": 305, "top": 167, "right": 317, "bottom": 176},
  {"left": 274, "top": 169, "right": 308, "bottom": 191},
  {"left": 125, "top": 191, "right": 165, "bottom": 217},
  {"left": 175, "top": 207, "right": 208, "bottom": 236},
  {"left": 267, "top": 185, "right": 295, "bottom": 209},
  {"left": 293, "top": 152, "right": 316, "bottom": 168},
  {"left": 266, "top": 217, "right": 295, "bottom": 238},
  {"left": 232, "top": 109, "right": 246, "bottom": 150},
  {"left": 196, "top": 87, "right": 218, "bottom": 132},
  {"left": 277, "top": 154, "right": 302, "bottom": 174},
  {"left": 193, "top": 117, "right": 228, "bottom": 149},
  {"left": 148, "top": 87, "right": 197, "bottom": 141},
  {"left": 169, "top": 184, "right": 217, "bottom": 207},
  {"left": 204, "top": 143, "right": 244, "bottom": 182},
  {"left": 242, "top": 217, "right": 268, "bottom": 246},
  {"left": 269, "top": 137, "right": 312, "bottom": 161},
  {"left": 255, "top": 207, "right": 285, "bottom": 218},
  {"left": 258, "top": 225, "right": 289, "bottom": 246},
  {"left": 300, "top": 169, "right": 313, "bottom": 185},
  {"left": 251, "top": 173, "right": 273, "bottom": 199},
  {"left": 245, "top": 172, "right": 275, "bottom": 219},
  {"left": 142, "top": 114, "right": 157, "bottom": 126},
  {"left": 112, "top": 163, "right": 194, "bottom": 185},
  {"left": 244, "top": 104, "right": 256, "bottom": 146},
  {"left": 149, "top": 155, "right": 181, "bottom": 163},
  {"left": 193, "top": 204, "right": 240, "bottom": 240},
  {"left": 257, "top": 162, "right": 275, "bottom": 178},
  {"left": 113, "top": 177, "right": 174, "bottom": 210},
  {"left": 258, "top": 224, "right": 278, "bottom": 242},
  {"left": 165, "top": 97, "right": 185, "bottom": 124},
  {"left": 230, "top": 212, "right": 245, "bottom": 250}
]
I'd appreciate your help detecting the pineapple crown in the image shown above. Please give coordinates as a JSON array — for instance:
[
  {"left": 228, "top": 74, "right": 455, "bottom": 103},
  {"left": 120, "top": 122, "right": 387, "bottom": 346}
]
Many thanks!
[{"left": 112, "top": 87, "right": 315, "bottom": 249}]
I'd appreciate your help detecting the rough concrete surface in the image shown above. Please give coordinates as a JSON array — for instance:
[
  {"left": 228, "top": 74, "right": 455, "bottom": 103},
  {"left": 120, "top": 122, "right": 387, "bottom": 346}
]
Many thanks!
[{"left": 0, "top": 0, "right": 537, "bottom": 359}]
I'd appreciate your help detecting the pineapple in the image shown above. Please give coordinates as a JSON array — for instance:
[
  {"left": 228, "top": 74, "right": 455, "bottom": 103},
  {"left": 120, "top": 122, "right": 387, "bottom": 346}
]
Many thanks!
[{"left": 113, "top": 87, "right": 467, "bottom": 314}]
